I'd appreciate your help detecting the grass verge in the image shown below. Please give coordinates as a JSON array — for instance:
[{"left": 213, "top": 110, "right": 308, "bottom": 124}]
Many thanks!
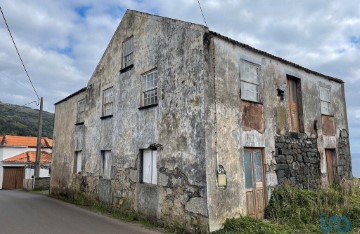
[
  {"left": 50, "top": 191, "right": 189, "bottom": 233},
  {"left": 216, "top": 179, "right": 360, "bottom": 234}
]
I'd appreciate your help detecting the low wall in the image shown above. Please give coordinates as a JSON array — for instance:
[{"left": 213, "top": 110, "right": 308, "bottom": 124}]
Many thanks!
[{"left": 23, "top": 177, "right": 50, "bottom": 190}]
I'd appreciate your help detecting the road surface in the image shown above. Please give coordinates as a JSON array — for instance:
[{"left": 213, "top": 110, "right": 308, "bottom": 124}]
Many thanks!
[{"left": 0, "top": 190, "right": 160, "bottom": 234}]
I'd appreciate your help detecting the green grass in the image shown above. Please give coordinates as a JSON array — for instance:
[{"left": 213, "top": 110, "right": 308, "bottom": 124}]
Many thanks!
[
  {"left": 51, "top": 191, "right": 189, "bottom": 233},
  {"left": 216, "top": 179, "right": 360, "bottom": 234}
]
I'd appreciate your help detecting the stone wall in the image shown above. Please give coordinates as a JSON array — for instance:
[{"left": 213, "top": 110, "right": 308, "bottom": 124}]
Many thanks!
[
  {"left": 274, "top": 133, "right": 321, "bottom": 189},
  {"left": 338, "top": 129, "right": 352, "bottom": 180},
  {"left": 34, "top": 177, "right": 51, "bottom": 190}
]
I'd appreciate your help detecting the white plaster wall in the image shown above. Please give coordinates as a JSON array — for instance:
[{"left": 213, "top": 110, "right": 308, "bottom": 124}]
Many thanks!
[{"left": 24, "top": 168, "right": 50, "bottom": 179}]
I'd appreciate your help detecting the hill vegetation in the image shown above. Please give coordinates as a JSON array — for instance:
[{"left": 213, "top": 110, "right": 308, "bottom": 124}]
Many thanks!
[{"left": 0, "top": 101, "right": 54, "bottom": 138}]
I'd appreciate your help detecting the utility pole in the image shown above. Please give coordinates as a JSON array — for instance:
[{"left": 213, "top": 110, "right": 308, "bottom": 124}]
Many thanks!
[{"left": 35, "top": 97, "right": 43, "bottom": 178}]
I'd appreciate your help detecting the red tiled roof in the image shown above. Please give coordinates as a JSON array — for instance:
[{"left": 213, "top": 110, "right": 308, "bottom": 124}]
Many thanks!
[
  {"left": 2, "top": 151, "right": 52, "bottom": 164},
  {"left": 0, "top": 135, "right": 53, "bottom": 148}
]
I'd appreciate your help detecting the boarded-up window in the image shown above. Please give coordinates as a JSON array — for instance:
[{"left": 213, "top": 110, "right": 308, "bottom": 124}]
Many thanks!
[
  {"left": 142, "top": 149, "right": 157, "bottom": 184},
  {"left": 320, "top": 86, "right": 331, "bottom": 115},
  {"left": 142, "top": 70, "right": 158, "bottom": 107},
  {"left": 102, "top": 87, "right": 113, "bottom": 116},
  {"left": 101, "top": 151, "right": 112, "bottom": 180},
  {"left": 77, "top": 99, "right": 85, "bottom": 123},
  {"left": 240, "top": 60, "right": 260, "bottom": 102},
  {"left": 123, "top": 37, "right": 133, "bottom": 68},
  {"left": 74, "top": 151, "right": 82, "bottom": 174}
]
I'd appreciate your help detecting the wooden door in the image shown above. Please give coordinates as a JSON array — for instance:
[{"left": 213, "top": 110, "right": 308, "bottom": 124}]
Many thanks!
[
  {"left": 325, "top": 149, "right": 335, "bottom": 186},
  {"left": 244, "top": 149, "right": 266, "bottom": 218},
  {"left": 2, "top": 167, "right": 24, "bottom": 189},
  {"left": 287, "top": 78, "right": 300, "bottom": 132}
]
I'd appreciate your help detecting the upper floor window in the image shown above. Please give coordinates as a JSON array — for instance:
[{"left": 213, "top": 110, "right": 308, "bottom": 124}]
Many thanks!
[
  {"left": 102, "top": 87, "right": 113, "bottom": 116},
  {"left": 142, "top": 70, "right": 158, "bottom": 107},
  {"left": 77, "top": 99, "right": 85, "bottom": 123},
  {"left": 320, "top": 86, "right": 331, "bottom": 115},
  {"left": 240, "top": 60, "right": 260, "bottom": 102},
  {"left": 123, "top": 37, "right": 133, "bottom": 68}
]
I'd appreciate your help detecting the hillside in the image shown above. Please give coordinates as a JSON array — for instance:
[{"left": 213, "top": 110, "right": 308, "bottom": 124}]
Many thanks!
[{"left": 0, "top": 101, "right": 54, "bottom": 138}]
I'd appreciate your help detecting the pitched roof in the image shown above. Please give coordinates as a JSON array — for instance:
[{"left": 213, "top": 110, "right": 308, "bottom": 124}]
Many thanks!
[
  {"left": 54, "top": 87, "right": 87, "bottom": 106},
  {"left": 209, "top": 31, "right": 343, "bottom": 83},
  {"left": 0, "top": 135, "right": 53, "bottom": 148},
  {"left": 2, "top": 151, "right": 52, "bottom": 164}
]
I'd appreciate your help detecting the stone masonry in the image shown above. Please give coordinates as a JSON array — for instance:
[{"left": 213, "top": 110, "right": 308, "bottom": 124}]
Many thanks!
[
  {"left": 338, "top": 129, "right": 352, "bottom": 181},
  {"left": 275, "top": 133, "right": 321, "bottom": 189}
]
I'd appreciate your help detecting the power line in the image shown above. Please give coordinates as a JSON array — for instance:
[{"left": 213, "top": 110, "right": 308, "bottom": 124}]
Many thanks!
[
  {"left": 196, "top": 0, "right": 208, "bottom": 27},
  {"left": 0, "top": 6, "right": 40, "bottom": 100}
]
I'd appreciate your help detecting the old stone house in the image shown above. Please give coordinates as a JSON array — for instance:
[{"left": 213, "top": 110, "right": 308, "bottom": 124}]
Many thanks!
[{"left": 50, "top": 10, "right": 352, "bottom": 232}]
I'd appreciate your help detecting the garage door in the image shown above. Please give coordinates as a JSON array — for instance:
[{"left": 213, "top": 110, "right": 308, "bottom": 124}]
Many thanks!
[{"left": 2, "top": 167, "right": 24, "bottom": 189}]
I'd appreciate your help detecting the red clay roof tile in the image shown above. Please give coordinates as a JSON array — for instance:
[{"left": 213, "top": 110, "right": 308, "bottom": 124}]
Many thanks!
[
  {"left": 0, "top": 135, "right": 53, "bottom": 148},
  {"left": 2, "top": 151, "right": 52, "bottom": 164}
]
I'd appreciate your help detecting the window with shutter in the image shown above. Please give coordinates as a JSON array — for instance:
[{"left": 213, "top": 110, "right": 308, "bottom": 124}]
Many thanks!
[
  {"left": 240, "top": 60, "right": 261, "bottom": 102},
  {"left": 142, "top": 149, "right": 157, "bottom": 185},
  {"left": 123, "top": 37, "right": 133, "bottom": 68},
  {"left": 320, "top": 86, "right": 331, "bottom": 115},
  {"left": 102, "top": 87, "right": 113, "bottom": 116},
  {"left": 142, "top": 70, "right": 158, "bottom": 107}
]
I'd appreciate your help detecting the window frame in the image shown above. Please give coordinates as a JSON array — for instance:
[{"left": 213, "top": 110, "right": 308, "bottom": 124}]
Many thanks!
[
  {"left": 100, "top": 150, "right": 112, "bottom": 180},
  {"left": 141, "top": 69, "right": 158, "bottom": 108},
  {"left": 74, "top": 151, "right": 82, "bottom": 174},
  {"left": 140, "top": 149, "right": 157, "bottom": 185},
  {"left": 77, "top": 99, "right": 85, "bottom": 124},
  {"left": 319, "top": 85, "right": 332, "bottom": 116},
  {"left": 102, "top": 87, "right": 113, "bottom": 117},
  {"left": 122, "top": 36, "right": 133, "bottom": 68},
  {"left": 240, "top": 59, "right": 261, "bottom": 103}
]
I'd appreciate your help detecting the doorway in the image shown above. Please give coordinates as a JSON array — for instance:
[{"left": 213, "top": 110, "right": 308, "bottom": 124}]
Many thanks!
[
  {"left": 287, "top": 77, "right": 301, "bottom": 132},
  {"left": 244, "top": 148, "right": 266, "bottom": 218},
  {"left": 2, "top": 167, "right": 24, "bottom": 189},
  {"left": 325, "top": 149, "right": 336, "bottom": 186}
]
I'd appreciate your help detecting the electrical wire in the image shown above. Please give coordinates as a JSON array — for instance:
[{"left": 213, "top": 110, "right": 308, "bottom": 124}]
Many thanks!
[
  {"left": 0, "top": 6, "right": 40, "bottom": 100},
  {"left": 196, "top": 0, "right": 208, "bottom": 27}
]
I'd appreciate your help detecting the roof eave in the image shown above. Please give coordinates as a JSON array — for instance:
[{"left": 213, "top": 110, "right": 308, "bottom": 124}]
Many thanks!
[{"left": 209, "top": 31, "right": 344, "bottom": 84}]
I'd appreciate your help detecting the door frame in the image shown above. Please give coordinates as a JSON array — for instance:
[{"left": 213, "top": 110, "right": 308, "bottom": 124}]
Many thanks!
[
  {"left": 2, "top": 166, "right": 24, "bottom": 189},
  {"left": 286, "top": 75, "right": 304, "bottom": 133},
  {"left": 325, "top": 149, "right": 337, "bottom": 186},
  {"left": 243, "top": 148, "right": 267, "bottom": 218}
]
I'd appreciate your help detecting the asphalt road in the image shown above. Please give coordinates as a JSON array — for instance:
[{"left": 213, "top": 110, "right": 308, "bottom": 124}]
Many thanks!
[{"left": 0, "top": 190, "right": 160, "bottom": 234}]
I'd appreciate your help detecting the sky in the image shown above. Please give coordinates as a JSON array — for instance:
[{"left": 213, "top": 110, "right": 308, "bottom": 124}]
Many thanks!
[{"left": 0, "top": 1, "right": 359, "bottom": 174}]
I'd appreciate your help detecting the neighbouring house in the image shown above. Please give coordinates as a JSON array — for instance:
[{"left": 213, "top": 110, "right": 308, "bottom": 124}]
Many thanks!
[
  {"left": 2, "top": 151, "right": 52, "bottom": 189},
  {"left": 0, "top": 135, "right": 53, "bottom": 189},
  {"left": 50, "top": 10, "right": 352, "bottom": 232}
]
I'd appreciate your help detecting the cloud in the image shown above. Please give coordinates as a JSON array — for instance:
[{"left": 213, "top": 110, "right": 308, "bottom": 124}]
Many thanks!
[{"left": 0, "top": 0, "right": 359, "bottom": 155}]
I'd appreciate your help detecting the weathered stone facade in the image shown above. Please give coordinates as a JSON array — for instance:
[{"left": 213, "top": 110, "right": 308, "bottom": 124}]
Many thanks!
[
  {"left": 338, "top": 130, "right": 352, "bottom": 180},
  {"left": 275, "top": 133, "right": 321, "bottom": 189},
  {"left": 50, "top": 10, "right": 352, "bottom": 233}
]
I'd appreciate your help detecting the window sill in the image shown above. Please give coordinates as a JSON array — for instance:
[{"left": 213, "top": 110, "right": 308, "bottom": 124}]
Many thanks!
[
  {"left": 138, "top": 103, "right": 158, "bottom": 110},
  {"left": 241, "top": 99, "right": 263, "bottom": 105},
  {"left": 75, "top": 122, "right": 84, "bottom": 126},
  {"left": 321, "top": 113, "right": 334, "bottom": 117},
  {"left": 100, "top": 115, "right": 113, "bottom": 120},
  {"left": 120, "top": 64, "right": 134, "bottom": 73},
  {"left": 139, "top": 182, "right": 158, "bottom": 186}
]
